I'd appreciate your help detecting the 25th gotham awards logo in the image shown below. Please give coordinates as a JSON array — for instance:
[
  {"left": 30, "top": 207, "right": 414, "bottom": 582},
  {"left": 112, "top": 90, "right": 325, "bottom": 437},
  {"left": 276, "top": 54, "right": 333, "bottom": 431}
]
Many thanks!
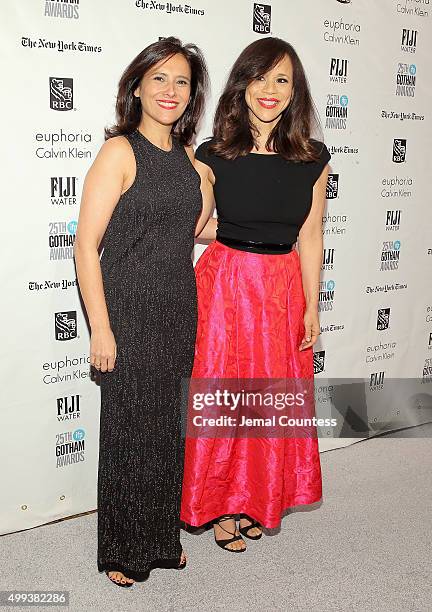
[
  {"left": 55, "top": 311, "right": 77, "bottom": 341},
  {"left": 44, "top": 0, "right": 79, "bottom": 19},
  {"left": 326, "top": 94, "right": 348, "bottom": 129},
  {"left": 377, "top": 308, "right": 391, "bottom": 331},
  {"left": 327, "top": 174, "right": 339, "bottom": 199},
  {"left": 395, "top": 63, "right": 416, "bottom": 97},
  {"left": 49, "top": 220, "right": 77, "bottom": 259},
  {"left": 393, "top": 139, "right": 406, "bottom": 163},
  {"left": 50, "top": 78, "right": 74, "bottom": 111},
  {"left": 319, "top": 280, "right": 335, "bottom": 312},
  {"left": 253, "top": 3, "right": 271, "bottom": 33},
  {"left": 380, "top": 240, "right": 401, "bottom": 271}
]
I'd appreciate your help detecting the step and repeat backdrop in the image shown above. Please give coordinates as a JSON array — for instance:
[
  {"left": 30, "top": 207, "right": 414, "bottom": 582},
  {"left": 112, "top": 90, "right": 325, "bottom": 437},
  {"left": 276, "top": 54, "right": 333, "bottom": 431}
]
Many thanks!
[{"left": 1, "top": 0, "right": 431, "bottom": 534}]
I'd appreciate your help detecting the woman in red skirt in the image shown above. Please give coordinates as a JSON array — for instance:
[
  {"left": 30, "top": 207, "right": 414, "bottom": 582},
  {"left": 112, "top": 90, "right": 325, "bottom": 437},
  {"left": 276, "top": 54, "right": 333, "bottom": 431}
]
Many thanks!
[{"left": 181, "top": 37, "right": 331, "bottom": 552}]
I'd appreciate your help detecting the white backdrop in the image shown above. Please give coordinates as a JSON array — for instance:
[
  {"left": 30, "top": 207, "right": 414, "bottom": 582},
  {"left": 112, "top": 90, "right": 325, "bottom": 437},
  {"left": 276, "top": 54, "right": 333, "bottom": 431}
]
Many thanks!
[{"left": 1, "top": 0, "right": 431, "bottom": 535}]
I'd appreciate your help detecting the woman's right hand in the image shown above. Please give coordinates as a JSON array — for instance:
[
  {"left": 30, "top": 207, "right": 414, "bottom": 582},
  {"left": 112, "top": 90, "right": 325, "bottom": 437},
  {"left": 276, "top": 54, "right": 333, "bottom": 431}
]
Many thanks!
[{"left": 90, "top": 327, "right": 117, "bottom": 372}]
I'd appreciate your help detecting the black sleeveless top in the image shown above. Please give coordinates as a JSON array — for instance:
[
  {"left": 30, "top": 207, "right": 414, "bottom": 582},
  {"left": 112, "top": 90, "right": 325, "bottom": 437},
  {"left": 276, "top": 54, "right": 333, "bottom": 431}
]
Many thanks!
[{"left": 195, "top": 138, "right": 331, "bottom": 245}]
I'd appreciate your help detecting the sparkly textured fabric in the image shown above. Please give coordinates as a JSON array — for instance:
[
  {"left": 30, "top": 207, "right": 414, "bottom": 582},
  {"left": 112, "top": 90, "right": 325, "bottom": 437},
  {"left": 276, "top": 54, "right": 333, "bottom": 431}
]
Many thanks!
[
  {"left": 97, "top": 130, "right": 202, "bottom": 580},
  {"left": 180, "top": 241, "right": 323, "bottom": 529}
]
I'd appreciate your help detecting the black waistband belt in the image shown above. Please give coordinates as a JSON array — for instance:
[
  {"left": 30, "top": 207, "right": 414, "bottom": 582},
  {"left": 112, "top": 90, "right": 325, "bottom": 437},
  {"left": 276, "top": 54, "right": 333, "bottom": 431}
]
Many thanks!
[{"left": 216, "top": 235, "right": 294, "bottom": 254}]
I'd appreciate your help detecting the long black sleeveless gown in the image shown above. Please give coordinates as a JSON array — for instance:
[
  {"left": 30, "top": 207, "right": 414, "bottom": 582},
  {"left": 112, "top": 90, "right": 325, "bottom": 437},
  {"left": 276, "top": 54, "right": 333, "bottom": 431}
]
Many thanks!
[{"left": 97, "top": 129, "right": 202, "bottom": 581}]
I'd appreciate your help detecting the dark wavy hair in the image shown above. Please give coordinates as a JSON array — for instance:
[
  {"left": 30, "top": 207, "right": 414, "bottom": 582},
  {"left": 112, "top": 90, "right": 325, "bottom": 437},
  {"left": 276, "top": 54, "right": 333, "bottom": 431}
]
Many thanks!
[
  {"left": 210, "top": 37, "right": 322, "bottom": 161},
  {"left": 105, "top": 37, "right": 209, "bottom": 145}
]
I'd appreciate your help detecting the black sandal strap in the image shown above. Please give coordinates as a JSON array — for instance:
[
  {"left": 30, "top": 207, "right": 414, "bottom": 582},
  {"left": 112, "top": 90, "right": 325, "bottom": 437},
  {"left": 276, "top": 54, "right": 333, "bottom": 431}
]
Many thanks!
[{"left": 215, "top": 533, "right": 244, "bottom": 550}]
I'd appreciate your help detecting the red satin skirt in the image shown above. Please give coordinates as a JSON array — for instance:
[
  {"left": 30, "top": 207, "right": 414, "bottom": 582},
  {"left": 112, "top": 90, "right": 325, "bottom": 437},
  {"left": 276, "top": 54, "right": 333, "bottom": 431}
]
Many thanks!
[{"left": 180, "top": 240, "right": 322, "bottom": 529}]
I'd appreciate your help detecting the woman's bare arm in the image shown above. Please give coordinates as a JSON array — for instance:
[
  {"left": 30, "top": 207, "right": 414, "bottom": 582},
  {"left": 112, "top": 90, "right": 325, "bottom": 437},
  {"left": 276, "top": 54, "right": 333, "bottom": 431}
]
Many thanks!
[
  {"left": 296, "top": 164, "right": 329, "bottom": 349},
  {"left": 184, "top": 146, "right": 216, "bottom": 239}
]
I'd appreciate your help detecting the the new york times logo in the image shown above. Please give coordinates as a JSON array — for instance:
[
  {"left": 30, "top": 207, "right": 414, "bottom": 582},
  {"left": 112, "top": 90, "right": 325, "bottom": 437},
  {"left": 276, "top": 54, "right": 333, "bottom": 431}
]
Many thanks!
[
  {"left": 253, "top": 4, "right": 271, "bottom": 33},
  {"left": 45, "top": 0, "right": 79, "bottom": 19},
  {"left": 55, "top": 311, "right": 77, "bottom": 341},
  {"left": 50, "top": 77, "right": 73, "bottom": 111},
  {"left": 327, "top": 174, "right": 339, "bottom": 199},
  {"left": 393, "top": 139, "right": 406, "bottom": 163},
  {"left": 377, "top": 308, "right": 390, "bottom": 331}
]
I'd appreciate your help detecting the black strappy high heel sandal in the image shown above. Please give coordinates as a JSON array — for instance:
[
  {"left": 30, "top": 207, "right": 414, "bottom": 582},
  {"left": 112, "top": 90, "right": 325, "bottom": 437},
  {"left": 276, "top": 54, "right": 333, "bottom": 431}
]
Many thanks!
[
  {"left": 105, "top": 571, "right": 135, "bottom": 587},
  {"left": 239, "top": 513, "right": 263, "bottom": 540},
  {"left": 213, "top": 514, "right": 246, "bottom": 553}
]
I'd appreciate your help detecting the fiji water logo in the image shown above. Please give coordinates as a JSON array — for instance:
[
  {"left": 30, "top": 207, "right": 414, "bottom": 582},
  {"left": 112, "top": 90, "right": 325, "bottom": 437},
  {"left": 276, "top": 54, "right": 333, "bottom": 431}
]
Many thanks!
[
  {"left": 330, "top": 58, "right": 348, "bottom": 83},
  {"left": 322, "top": 248, "right": 335, "bottom": 270},
  {"left": 386, "top": 209, "right": 401, "bottom": 231},
  {"left": 401, "top": 29, "right": 417, "bottom": 53},
  {"left": 369, "top": 371, "right": 385, "bottom": 392}
]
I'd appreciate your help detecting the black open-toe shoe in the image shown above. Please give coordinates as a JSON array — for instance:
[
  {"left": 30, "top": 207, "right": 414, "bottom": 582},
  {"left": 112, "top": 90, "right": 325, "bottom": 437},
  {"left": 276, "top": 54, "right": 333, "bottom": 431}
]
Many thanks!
[
  {"left": 105, "top": 571, "right": 135, "bottom": 587},
  {"left": 239, "top": 513, "right": 263, "bottom": 540},
  {"left": 213, "top": 514, "right": 246, "bottom": 553}
]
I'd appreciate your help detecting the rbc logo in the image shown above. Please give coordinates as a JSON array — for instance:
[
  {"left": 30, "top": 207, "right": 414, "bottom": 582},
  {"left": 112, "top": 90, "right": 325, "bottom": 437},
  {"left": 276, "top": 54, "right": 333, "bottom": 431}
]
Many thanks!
[
  {"left": 49, "top": 77, "right": 73, "bottom": 111},
  {"left": 55, "top": 311, "right": 77, "bottom": 341},
  {"left": 253, "top": 4, "right": 271, "bottom": 33}
]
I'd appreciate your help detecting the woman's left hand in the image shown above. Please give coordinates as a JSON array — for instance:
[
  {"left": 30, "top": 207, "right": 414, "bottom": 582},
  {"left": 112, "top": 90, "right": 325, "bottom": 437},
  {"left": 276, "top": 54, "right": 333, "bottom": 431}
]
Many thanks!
[{"left": 299, "top": 306, "right": 320, "bottom": 351}]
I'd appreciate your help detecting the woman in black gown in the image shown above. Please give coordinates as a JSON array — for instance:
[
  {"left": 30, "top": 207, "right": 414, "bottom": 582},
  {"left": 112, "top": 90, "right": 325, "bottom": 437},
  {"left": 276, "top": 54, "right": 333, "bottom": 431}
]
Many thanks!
[{"left": 74, "top": 37, "right": 210, "bottom": 586}]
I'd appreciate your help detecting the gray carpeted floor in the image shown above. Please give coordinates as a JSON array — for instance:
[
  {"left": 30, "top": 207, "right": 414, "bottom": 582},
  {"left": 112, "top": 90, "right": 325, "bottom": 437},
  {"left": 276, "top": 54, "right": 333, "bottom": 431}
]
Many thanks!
[{"left": 1, "top": 424, "right": 431, "bottom": 612}]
